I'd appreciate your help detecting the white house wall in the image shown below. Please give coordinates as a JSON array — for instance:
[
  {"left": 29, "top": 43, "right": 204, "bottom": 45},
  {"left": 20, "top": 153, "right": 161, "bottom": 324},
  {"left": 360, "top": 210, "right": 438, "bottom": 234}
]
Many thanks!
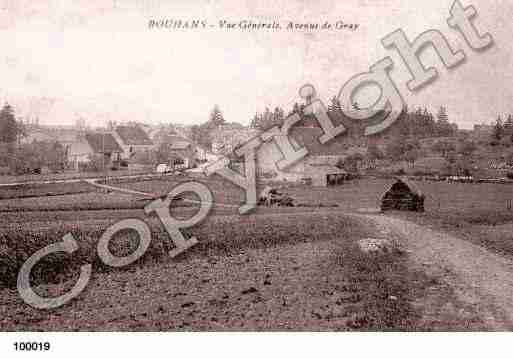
[{"left": 256, "top": 140, "right": 306, "bottom": 182}]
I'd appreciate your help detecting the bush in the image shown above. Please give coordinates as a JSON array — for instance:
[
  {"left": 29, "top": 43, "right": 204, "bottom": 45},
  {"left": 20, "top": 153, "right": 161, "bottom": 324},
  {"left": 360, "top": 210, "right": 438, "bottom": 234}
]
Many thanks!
[{"left": 79, "top": 154, "right": 105, "bottom": 172}]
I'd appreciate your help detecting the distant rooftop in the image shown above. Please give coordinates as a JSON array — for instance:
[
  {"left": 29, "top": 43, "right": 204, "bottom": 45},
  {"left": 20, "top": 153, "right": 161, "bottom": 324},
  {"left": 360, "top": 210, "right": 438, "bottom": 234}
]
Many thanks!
[
  {"left": 85, "top": 133, "right": 123, "bottom": 153},
  {"left": 116, "top": 125, "right": 153, "bottom": 146}
]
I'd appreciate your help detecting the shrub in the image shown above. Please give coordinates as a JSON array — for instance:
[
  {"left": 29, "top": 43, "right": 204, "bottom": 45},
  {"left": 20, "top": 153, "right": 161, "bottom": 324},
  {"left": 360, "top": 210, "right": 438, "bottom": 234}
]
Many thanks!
[{"left": 79, "top": 154, "right": 105, "bottom": 172}]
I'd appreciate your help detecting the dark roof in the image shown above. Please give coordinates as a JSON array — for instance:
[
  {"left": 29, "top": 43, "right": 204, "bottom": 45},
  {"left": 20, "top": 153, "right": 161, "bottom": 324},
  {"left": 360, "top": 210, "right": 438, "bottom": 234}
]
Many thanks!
[
  {"left": 289, "top": 127, "right": 349, "bottom": 156},
  {"left": 157, "top": 134, "right": 194, "bottom": 149},
  {"left": 398, "top": 177, "right": 423, "bottom": 196},
  {"left": 164, "top": 134, "right": 190, "bottom": 143},
  {"left": 85, "top": 133, "right": 123, "bottom": 153},
  {"left": 382, "top": 177, "right": 424, "bottom": 198},
  {"left": 170, "top": 141, "right": 191, "bottom": 150},
  {"left": 116, "top": 125, "right": 153, "bottom": 146}
]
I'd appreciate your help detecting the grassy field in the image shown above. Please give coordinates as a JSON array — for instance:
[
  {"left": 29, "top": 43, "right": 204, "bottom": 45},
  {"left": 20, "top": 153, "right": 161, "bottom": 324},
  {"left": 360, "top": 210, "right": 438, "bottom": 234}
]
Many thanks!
[
  {"left": 5, "top": 175, "right": 513, "bottom": 227},
  {"left": 0, "top": 181, "right": 100, "bottom": 200},
  {"left": 0, "top": 168, "right": 152, "bottom": 185},
  {"left": 284, "top": 178, "right": 513, "bottom": 223},
  {"left": 110, "top": 175, "right": 385, "bottom": 209},
  {"left": 288, "top": 178, "right": 513, "bottom": 260},
  {"left": 0, "top": 192, "right": 149, "bottom": 212},
  {"left": 112, "top": 175, "right": 513, "bottom": 214}
]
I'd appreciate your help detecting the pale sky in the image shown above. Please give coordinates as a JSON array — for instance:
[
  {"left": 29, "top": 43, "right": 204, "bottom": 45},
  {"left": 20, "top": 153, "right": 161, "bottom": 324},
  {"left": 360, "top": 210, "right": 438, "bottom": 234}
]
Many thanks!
[{"left": 0, "top": 0, "right": 511, "bottom": 129}]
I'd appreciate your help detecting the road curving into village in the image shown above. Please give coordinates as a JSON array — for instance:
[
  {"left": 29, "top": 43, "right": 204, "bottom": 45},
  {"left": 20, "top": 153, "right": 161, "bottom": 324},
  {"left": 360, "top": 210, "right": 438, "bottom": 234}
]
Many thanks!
[{"left": 362, "top": 214, "right": 513, "bottom": 330}]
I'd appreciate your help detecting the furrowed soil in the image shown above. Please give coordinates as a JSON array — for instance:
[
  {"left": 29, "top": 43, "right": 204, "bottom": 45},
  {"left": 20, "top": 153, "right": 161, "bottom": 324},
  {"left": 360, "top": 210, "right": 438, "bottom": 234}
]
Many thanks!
[{"left": 0, "top": 211, "right": 471, "bottom": 331}]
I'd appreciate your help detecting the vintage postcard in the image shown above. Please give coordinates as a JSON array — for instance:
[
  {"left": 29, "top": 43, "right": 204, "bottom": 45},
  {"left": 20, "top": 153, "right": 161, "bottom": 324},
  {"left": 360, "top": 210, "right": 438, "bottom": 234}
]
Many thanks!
[{"left": 0, "top": 0, "right": 512, "bottom": 356}]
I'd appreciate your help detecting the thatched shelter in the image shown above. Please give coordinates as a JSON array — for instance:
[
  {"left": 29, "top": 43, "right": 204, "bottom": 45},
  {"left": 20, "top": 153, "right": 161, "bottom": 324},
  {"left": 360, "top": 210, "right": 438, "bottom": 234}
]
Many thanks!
[{"left": 381, "top": 177, "right": 425, "bottom": 212}]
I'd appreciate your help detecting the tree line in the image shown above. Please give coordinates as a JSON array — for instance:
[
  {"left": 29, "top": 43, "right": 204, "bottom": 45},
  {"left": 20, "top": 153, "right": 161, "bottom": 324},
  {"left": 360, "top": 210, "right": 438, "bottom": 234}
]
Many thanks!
[{"left": 249, "top": 97, "right": 457, "bottom": 138}]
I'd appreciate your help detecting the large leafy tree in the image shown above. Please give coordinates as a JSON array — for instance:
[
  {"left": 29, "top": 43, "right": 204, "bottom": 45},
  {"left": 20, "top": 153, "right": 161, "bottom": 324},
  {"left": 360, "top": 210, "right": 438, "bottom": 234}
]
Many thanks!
[
  {"left": 385, "top": 141, "right": 405, "bottom": 161},
  {"left": 366, "top": 143, "right": 384, "bottom": 167},
  {"left": 9, "top": 141, "right": 67, "bottom": 174},
  {"left": 401, "top": 139, "right": 421, "bottom": 167},
  {"left": 403, "top": 148, "right": 420, "bottom": 168},
  {"left": 189, "top": 105, "right": 228, "bottom": 150}
]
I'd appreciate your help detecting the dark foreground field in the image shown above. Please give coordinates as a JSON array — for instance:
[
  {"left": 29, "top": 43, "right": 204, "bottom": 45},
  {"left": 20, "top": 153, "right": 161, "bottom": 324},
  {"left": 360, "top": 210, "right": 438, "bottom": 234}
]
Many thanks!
[{"left": 0, "top": 209, "right": 474, "bottom": 331}]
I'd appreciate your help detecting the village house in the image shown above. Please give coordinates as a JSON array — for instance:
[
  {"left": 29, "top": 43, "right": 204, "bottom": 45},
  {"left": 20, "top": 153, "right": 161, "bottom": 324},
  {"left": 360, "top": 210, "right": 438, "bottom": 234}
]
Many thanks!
[
  {"left": 167, "top": 136, "right": 196, "bottom": 168},
  {"left": 21, "top": 125, "right": 82, "bottom": 147},
  {"left": 256, "top": 126, "right": 351, "bottom": 185},
  {"left": 158, "top": 133, "right": 200, "bottom": 168},
  {"left": 20, "top": 128, "right": 54, "bottom": 144},
  {"left": 211, "top": 127, "right": 260, "bottom": 155},
  {"left": 67, "top": 132, "right": 123, "bottom": 170},
  {"left": 112, "top": 125, "right": 154, "bottom": 159}
]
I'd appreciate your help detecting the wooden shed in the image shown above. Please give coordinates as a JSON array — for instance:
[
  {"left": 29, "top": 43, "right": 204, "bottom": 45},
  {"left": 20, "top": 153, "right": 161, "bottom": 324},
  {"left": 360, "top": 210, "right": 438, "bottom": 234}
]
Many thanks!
[{"left": 381, "top": 177, "right": 425, "bottom": 212}]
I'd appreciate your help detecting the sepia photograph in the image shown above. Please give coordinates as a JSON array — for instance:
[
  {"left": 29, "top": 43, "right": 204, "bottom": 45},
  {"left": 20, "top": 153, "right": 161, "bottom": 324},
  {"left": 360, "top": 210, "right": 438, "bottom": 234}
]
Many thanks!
[{"left": 0, "top": 0, "right": 512, "bottom": 356}]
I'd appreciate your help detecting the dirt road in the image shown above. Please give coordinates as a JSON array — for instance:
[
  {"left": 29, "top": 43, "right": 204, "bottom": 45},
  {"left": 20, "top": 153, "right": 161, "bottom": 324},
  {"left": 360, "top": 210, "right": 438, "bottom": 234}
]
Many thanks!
[{"left": 364, "top": 214, "right": 513, "bottom": 330}]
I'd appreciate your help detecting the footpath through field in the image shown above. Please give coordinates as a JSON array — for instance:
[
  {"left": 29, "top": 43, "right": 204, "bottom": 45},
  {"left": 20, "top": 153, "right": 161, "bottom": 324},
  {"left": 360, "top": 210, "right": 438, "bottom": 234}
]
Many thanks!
[{"left": 363, "top": 214, "right": 513, "bottom": 330}]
